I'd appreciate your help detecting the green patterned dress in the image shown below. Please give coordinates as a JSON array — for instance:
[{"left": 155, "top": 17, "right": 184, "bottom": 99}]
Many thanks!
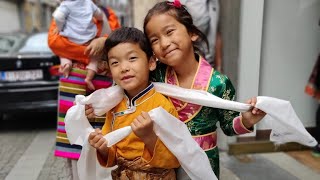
[{"left": 151, "top": 55, "right": 251, "bottom": 177}]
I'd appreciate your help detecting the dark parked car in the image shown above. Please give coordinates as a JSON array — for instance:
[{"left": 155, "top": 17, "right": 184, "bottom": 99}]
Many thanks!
[{"left": 0, "top": 32, "right": 60, "bottom": 117}]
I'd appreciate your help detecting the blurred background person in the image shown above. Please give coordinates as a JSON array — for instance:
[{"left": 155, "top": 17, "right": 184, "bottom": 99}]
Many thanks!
[
  {"left": 305, "top": 54, "right": 320, "bottom": 157},
  {"left": 52, "top": 0, "right": 105, "bottom": 90},
  {"left": 181, "top": 0, "right": 220, "bottom": 69},
  {"left": 48, "top": 1, "right": 120, "bottom": 179}
]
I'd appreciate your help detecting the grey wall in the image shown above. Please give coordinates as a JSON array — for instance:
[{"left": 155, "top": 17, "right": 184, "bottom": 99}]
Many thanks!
[
  {"left": 0, "top": 1, "right": 20, "bottom": 33},
  {"left": 259, "top": 0, "right": 320, "bottom": 127},
  {"left": 220, "top": 0, "right": 241, "bottom": 88}
]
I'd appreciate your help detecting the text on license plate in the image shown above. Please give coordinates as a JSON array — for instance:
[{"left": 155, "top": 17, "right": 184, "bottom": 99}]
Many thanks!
[{"left": 0, "top": 69, "right": 43, "bottom": 82}]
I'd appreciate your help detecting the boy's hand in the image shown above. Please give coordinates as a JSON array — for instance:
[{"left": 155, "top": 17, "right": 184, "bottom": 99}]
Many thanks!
[
  {"left": 85, "top": 104, "right": 96, "bottom": 120},
  {"left": 241, "top": 97, "right": 266, "bottom": 129},
  {"left": 88, "top": 128, "right": 108, "bottom": 158},
  {"left": 131, "top": 112, "right": 157, "bottom": 154}
]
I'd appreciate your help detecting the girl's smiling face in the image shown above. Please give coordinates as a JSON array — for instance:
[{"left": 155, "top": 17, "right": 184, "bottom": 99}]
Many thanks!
[{"left": 145, "top": 13, "right": 198, "bottom": 68}]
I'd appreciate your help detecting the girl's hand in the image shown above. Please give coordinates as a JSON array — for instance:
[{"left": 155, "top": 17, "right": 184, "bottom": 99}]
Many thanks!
[
  {"left": 88, "top": 128, "right": 108, "bottom": 158},
  {"left": 85, "top": 104, "right": 96, "bottom": 120},
  {"left": 84, "top": 37, "right": 107, "bottom": 57},
  {"left": 131, "top": 112, "right": 157, "bottom": 154},
  {"left": 241, "top": 97, "right": 266, "bottom": 129}
]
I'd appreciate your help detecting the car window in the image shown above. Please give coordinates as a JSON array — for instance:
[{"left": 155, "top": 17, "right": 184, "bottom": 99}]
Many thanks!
[
  {"left": 18, "top": 32, "right": 52, "bottom": 53},
  {"left": 0, "top": 35, "right": 25, "bottom": 54}
]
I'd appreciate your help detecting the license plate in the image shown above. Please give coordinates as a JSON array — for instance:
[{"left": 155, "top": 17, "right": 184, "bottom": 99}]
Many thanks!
[{"left": 0, "top": 69, "right": 43, "bottom": 82}]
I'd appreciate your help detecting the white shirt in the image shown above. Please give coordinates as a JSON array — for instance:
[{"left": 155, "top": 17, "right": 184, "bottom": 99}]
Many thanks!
[{"left": 52, "top": 0, "right": 103, "bottom": 44}]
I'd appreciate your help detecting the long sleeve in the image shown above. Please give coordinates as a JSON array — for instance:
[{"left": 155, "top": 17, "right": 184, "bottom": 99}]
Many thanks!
[
  {"left": 97, "top": 111, "right": 117, "bottom": 167},
  {"left": 92, "top": 2, "right": 103, "bottom": 21},
  {"left": 217, "top": 75, "right": 253, "bottom": 136},
  {"left": 52, "top": 8, "right": 67, "bottom": 31},
  {"left": 93, "top": 8, "right": 103, "bottom": 21},
  {"left": 141, "top": 138, "right": 180, "bottom": 169},
  {"left": 141, "top": 104, "right": 180, "bottom": 169}
]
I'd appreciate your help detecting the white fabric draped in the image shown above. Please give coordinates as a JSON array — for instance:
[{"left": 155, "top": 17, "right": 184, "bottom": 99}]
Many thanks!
[{"left": 64, "top": 83, "right": 317, "bottom": 180}]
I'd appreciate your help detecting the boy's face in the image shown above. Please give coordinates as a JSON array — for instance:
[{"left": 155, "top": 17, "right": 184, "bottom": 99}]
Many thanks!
[{"left": 107, "top": 43, "right": 156, "bottom": 98}]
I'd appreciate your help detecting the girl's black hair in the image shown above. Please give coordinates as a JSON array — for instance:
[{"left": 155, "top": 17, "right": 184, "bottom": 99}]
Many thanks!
[
  {"left": 143, "top": 1, "right": 209, "bottom": 57},
  {"left": 103, "top": 27, "right": 153, "bottom": 61}
]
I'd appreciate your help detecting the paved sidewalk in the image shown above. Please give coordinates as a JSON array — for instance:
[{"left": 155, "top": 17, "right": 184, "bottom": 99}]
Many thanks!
[
  {"left": 220, "top": 152, "right": 320, "bottom": 180},
  {"left": 1, "top": 130, "right": 320, "bottom": 180}
]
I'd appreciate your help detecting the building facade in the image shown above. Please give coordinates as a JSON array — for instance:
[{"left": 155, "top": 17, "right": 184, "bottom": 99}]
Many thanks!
[{"left": 0, "top": 0, "right": 133, "bottom": 34}]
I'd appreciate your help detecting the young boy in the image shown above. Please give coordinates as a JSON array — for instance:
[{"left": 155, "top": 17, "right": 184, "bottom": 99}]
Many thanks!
[
  {"left": 88, "top": 27, "right": 180, "bottom": 179},
  {"left": 53, "top": 0, "right": 104, "bottom": 90}
]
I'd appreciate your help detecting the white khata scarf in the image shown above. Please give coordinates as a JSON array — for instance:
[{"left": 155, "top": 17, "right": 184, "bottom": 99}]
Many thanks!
[{"left": 65, "top": 82, "right": 317, "bottom": 180}]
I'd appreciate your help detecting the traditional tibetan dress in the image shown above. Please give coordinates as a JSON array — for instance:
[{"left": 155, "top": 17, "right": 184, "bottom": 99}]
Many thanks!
[
  {"left": 151, "top": 55, "right": 252, "bottom": 177},
  {"left": 98, "top": 83, "right": 180, "bottom": 179}
]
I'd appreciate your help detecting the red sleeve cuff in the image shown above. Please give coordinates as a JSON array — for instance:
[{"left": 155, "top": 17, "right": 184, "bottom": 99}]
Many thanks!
[{"left": 233, "top": 116, "right": 253, "bottom": 134}]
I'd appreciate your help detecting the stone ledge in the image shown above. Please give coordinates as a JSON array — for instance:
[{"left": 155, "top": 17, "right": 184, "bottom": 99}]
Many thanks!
[{"left": 228, "top": 141, "right": 312, "bottom": 155}]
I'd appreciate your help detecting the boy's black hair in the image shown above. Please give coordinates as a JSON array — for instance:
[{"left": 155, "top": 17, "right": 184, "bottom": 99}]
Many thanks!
[
  {"left": 103, "top": 27, "right": 153, "bottom": 61},
  {"left": 143, "top": 1, "right": 209, "bottom": 57}
]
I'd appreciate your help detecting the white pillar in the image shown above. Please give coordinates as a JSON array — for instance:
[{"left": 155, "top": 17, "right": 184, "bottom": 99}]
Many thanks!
[{"left": 236, "top": 0, "right": 264, "bottom": 137}]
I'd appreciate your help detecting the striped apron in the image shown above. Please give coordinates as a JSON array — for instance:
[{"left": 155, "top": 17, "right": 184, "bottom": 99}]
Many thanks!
[{"left": 55, "top": 64, "right": 112, "bottom": 159}]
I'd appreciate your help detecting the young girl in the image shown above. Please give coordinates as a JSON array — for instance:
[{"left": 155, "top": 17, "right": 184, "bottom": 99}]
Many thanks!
[
  {"left": 143, "top": 1, "right": 265, "bottom": 178},
  {"left": 85, "top": 0, "right": 266, "bottom": 178}
]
